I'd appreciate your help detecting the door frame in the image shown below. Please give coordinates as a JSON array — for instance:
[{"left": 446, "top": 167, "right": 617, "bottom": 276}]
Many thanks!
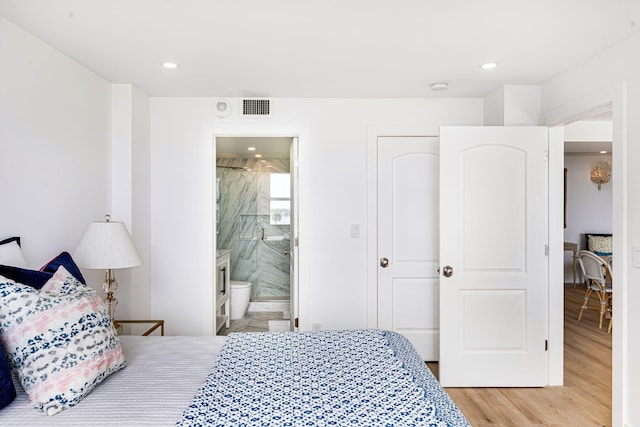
[
  {"left": 366, "top": 125, "right": 440, "bottom": 327},
  {"left": 211, "top": 123, "right": 310, "bottom": 331},
  {"left": 540, "top": 83, "right": 627, "bottom": 425},
  {"left": 289, "top": 137, "right": 299, "bottom": 331}
]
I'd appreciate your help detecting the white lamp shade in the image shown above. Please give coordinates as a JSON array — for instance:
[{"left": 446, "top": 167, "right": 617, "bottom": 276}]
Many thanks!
[{"left": 74, "top": 221, "right": 143, "bottom": 269}]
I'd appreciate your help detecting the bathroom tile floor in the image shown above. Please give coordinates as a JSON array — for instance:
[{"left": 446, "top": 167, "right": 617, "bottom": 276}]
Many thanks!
[{"left": 219, "top": 311, "right": 285, "bottom": 335}]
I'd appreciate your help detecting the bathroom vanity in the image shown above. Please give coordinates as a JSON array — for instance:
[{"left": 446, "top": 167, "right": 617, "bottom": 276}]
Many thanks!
[{"left": 215, "top": 250, "right": 231, "bottom": 334}]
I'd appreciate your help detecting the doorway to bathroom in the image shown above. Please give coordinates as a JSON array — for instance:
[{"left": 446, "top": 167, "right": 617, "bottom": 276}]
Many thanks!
[{"left": 215, "top": 136, "right": 297, "bottom": 333}]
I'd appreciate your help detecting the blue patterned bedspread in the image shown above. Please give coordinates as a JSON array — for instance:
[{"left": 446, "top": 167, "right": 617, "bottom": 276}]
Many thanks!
[{"left": 178, "top": 329, "right": 470, "bottom": 426}]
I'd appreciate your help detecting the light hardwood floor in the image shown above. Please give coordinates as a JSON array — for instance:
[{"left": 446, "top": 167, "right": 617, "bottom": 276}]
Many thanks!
[{"left": 428, "top": 284, "right": 612, "bottom": 427}]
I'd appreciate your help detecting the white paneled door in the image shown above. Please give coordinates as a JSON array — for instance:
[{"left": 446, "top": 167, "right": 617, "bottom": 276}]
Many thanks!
[
  {"left": 439, "top": 126, "right": 548, "bottom": 387},
  {"left": 377, "top": 136, "right": 440, "bottom": 361}
]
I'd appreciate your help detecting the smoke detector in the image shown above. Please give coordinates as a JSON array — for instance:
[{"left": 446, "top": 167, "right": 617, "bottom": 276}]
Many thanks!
[{"left": 213, "top": 99, "right": 231, "bottom": 118}]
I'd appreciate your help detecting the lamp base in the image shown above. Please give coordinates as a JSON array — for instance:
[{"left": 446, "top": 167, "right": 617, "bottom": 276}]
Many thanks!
[{"left": 103, "top": 269, "right": 119, "bottom": 321}]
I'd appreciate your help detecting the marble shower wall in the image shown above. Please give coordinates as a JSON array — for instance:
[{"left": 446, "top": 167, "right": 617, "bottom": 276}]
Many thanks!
[{"left": 216, "top": 158, "right": 290, "bottom": 300}]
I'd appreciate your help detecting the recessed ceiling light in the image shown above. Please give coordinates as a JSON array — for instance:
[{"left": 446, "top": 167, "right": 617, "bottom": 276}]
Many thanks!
[
  {"left": 430, "top": 82, "right": 449, "bottom": 91},
  {"left": 161, "top": 62, "right": 180, "bottom": 69},
  {"left": 254, "top": 154, "right": 262, "bottom": 158},
  {"left": 600, "top": 150, "right": 608, "bottom": 154},
  {"left": 248, "top": 147, "right": 256, "bottom": 151},
  {"left": 480, "top": 62, "right": 498, "bottom": 70}
]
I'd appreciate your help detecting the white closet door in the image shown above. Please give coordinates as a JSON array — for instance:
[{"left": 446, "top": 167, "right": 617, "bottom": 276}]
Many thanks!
[{"left": 378, "top": 136, "right": 440, "bottom": 361}]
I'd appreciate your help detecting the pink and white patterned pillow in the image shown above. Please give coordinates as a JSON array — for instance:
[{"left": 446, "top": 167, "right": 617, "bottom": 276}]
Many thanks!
[{"left": 0, "top": 266, "right": 126, "bottom": 415}]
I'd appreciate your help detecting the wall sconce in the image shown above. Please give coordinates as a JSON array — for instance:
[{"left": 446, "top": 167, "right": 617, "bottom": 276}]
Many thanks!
[{"left": 590, "top": 161, "right": 611, "bottom": 190}]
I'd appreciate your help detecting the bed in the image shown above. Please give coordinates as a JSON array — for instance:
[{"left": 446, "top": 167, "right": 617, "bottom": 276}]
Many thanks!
[
  {"left": 0, "top": 331, "right": 470, "bottom": 426},
  {"left": 0, "top": 238, "right": 469, "bottom": 426}
]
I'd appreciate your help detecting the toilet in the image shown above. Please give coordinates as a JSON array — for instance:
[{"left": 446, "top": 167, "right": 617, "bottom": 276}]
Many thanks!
[{"left": 230, "top": 280, "right": 252, "bottom": 320}]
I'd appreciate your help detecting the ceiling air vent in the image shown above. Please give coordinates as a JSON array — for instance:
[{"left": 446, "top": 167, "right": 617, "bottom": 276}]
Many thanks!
[{"left": 242, "top": 99, "right": 270, "bottom": 116}]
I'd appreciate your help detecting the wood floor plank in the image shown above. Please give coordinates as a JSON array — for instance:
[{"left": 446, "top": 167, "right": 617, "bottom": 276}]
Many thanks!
[{"left": 433, "top": 284, "right": 612, "bottom": 426}]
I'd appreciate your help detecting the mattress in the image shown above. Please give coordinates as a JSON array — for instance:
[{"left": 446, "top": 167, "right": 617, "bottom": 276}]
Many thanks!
[{"left": 0, "top": 335, "right": 227, "bottom": 426}]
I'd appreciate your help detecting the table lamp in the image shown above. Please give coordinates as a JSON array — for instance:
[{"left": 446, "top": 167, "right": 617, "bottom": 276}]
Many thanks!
[{"left": 74, "top": 215, "right": 143, "bottom": 320}]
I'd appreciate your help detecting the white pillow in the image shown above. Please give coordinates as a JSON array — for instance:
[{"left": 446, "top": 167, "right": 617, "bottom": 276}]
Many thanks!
[
  {"left": 588, "top": 235, "right": 613, "bottom": 256},
  {"left": 0, "top": 239, "right": 27, "bottom": 268}
]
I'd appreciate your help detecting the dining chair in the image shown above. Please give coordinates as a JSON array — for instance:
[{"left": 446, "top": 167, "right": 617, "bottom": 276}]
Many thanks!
[{"left": 577, "top": 250, "right": 613, "bottom": 333}]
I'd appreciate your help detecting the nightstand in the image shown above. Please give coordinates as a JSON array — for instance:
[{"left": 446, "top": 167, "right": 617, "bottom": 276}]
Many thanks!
[{"left": 114, "top": 320, "right": 164, "bottom": 336}]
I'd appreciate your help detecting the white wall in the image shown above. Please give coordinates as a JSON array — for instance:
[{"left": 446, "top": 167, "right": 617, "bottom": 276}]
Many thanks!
[
  {"left": 483, "top": 85, "right": 540, "bottom": 125},
  {"left": 111, "top": 85, "right": 151, "bottom": 319},
  {"left": 565, "top": 120, "right": 613, "bottom": 142},
  {"left": 563, "top": 154, "right": 613, "bottom": 282},
  {"left": 483, "top": 86, "right": 505, "bottom": 125},
  {"left": 0, "top": 17, "right": 111, "bottom": 287},
  {"left": 149, "top": 98, "right": 483, "bottom": 336},
  {"left": 541, "top": 31, "right": 640, "bottom": 427},
  {"left": 130, "top": 87, "right": 151, "bottom": 320}
]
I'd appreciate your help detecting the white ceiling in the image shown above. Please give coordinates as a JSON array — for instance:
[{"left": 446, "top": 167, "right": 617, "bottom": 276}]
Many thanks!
[
  {"left": 564, "top": 141, "right": 612, "bottom": 154},
  {"left": 1, "top": 0, "right": 639, "bottom": 98}
]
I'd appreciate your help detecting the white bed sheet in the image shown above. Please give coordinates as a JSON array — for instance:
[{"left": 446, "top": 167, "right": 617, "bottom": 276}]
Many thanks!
[{"left": 0, "top": 335, "right": 227, "bottom": 427}]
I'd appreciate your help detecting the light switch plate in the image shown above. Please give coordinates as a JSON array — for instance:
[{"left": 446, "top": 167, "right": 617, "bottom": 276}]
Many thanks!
[{"left": 350, "top": 224, "right": 360, "bottom": 238}]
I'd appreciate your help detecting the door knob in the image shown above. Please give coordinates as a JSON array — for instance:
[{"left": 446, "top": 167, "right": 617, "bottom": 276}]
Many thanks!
[
  {"left": 442, "top": 265, "right": 453, "bottom": 277},
  {"left": 380, "top": 257, "right": 389, "bottom": 268}
]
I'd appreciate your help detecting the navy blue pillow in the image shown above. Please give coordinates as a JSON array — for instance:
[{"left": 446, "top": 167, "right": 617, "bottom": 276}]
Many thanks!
[
  {"left": 0, "top": 239, "right": 20, "bottom": 405},
  {"left": 0, "top": 346, "right": 16, "bottom": 410},
  {"left": 0, "top": 252, "right": 85, "bottom": 289},
  {"left": 0, "top": 264, "right": 51, "bottom": 289},
  {"left": 40, "top": 252, "right": 86, "bottom": 285}
]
